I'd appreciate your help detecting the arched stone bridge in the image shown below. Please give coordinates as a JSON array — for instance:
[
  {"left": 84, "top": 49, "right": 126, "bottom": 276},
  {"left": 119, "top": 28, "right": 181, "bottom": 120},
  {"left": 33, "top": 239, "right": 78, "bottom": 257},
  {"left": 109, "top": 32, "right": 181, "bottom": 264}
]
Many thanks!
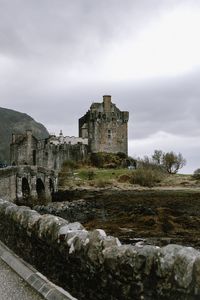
[{"left": 0, "top": 166, "right": 57, "bottom": 205}]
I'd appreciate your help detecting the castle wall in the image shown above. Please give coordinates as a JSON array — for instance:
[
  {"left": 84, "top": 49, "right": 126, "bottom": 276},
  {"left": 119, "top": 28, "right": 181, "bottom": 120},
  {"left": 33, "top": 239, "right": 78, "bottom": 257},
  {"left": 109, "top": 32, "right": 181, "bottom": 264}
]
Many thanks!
[
  {"left": 88, "top": 114, "right": 128, "bottom": 154},
  {"left": 10, "top": 132, "right": 88, "bottom": 171},
  {"left": 0, "top": 168, "right": 17, "bottom": 201},
  {"left": 37, "top": 140, "right": 88, "bottom": 170},
  {"left": 10, "top": 131, "right": 37, "bottom": 166}
]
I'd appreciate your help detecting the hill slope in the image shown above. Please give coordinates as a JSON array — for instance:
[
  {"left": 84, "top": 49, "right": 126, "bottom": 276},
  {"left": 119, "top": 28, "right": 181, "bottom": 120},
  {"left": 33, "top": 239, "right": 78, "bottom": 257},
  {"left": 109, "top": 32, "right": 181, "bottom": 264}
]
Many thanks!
[{"left": 0, "top": 107, "right": 49, "bottom": 163}]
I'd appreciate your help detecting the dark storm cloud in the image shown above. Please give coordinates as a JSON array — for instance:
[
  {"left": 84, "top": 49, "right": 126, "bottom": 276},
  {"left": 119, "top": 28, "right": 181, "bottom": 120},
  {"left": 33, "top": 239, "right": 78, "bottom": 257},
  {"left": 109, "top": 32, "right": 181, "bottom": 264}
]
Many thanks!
[
  {"left": 0, "top": 0, "right": 179, "bottom": 61},
  {"left": 0, "top": 0, "right": 134, "bottom": 59},
  {"left": 0, "top": 0, "right": 175, "bottom": 115}
]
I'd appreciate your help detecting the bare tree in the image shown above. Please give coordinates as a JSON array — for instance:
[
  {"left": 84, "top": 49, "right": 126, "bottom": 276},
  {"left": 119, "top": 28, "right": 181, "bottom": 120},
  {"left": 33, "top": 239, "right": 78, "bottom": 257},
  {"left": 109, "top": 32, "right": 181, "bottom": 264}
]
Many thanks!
[
  {"left": 162, "top": 152, "right": 186, "bottom": 174},
  {"left": 137, "top": 150, "right": 186, "bottom": 174}
]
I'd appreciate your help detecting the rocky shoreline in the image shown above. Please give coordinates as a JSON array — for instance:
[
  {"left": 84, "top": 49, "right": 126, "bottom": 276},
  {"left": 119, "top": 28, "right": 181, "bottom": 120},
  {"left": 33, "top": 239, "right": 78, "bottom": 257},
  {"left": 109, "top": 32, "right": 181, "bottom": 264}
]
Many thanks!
[{"left": 34, "top": 188, "right": 200, "bottom": 250}]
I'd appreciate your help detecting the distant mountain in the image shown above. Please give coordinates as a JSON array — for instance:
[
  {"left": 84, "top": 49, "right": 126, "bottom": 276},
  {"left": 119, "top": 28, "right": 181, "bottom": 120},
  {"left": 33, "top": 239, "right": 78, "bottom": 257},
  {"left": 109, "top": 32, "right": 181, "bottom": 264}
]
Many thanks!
[{"left": 0, "top": 107, "right": 49, "bottom": 163}]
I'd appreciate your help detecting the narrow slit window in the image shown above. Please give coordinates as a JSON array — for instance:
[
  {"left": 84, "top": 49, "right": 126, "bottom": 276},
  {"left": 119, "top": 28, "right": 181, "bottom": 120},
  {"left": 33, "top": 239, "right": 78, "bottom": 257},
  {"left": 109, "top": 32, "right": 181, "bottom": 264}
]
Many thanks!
[{"left": 108, "top": 129, "right": 112, "bottom": 139}]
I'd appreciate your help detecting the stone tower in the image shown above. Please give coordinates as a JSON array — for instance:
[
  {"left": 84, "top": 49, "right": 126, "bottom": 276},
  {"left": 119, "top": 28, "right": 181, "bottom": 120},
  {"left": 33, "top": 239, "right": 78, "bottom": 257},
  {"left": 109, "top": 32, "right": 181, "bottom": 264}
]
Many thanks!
[
  {"left": 79, "top": 95, "right": 129, "bottom": 155},
  {"left": 10, "top": 130, "right": 38, "bottom": 166}
]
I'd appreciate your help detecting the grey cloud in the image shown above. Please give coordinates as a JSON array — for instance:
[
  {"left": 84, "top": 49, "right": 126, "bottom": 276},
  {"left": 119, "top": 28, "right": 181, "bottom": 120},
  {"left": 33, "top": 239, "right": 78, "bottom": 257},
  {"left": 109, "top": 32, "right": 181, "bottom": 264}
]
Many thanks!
[
  {"left": 0, "top": 0, "right": 200, "bottom": 172},
  {"left": 2, "top": 68, "right": 200, "bottom": 141},
  {"left": 112, "top": 69, "right": 200, "bottom": 139},
  {"left": 0, "top": 0, "right": 182, "bottom": 61}
]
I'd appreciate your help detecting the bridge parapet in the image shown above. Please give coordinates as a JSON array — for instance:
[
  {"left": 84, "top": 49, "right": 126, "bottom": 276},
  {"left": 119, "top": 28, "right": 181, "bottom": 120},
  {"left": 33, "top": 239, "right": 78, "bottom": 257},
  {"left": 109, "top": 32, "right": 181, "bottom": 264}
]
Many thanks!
[{"left": 0, "top": 198, "right": 200, "bottom": 300}]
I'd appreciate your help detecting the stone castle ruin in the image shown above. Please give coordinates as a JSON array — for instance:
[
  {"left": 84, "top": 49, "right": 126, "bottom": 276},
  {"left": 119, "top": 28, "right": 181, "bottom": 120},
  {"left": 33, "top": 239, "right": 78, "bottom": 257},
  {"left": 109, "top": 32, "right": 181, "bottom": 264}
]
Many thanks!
[
  {"left": 10, "top": 95, "right": 129, "bottom": 170},
  {"left": 79, "top": 95, "right": 129, "bottom": 155},
  {"left": 10, "top": 130, "right": 88, "bottom": 171}
]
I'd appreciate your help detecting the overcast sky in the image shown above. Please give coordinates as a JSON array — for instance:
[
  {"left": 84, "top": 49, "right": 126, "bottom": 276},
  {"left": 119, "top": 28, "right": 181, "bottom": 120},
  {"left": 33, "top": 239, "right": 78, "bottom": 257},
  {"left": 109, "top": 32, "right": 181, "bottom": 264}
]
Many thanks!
[{"left": 0, "top": 0, "right": 200, "bottom": 173}]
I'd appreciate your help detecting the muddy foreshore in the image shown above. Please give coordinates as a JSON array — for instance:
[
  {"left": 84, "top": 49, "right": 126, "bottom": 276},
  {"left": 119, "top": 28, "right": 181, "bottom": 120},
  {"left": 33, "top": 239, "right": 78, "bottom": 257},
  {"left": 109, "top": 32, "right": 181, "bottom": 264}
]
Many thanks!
[{"left": 35, "top": 188, "right": 200, "bottom": 249}]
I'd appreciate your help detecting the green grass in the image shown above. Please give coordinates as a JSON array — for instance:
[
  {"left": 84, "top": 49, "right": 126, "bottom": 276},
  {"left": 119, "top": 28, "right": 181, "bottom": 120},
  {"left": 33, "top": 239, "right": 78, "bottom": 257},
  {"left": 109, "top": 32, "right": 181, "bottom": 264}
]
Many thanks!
[
  {"left": 76, "top": 167, "right": 131, "bottom": 181},
  {"left": 59, "top": 164, "right": 195, "bottom": 190}
]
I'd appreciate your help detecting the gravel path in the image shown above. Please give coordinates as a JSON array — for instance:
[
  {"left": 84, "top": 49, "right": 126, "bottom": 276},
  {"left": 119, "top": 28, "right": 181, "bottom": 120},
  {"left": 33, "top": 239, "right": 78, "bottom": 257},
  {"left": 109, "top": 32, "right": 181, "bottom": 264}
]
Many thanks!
[{"left": 0, "top": 257, "right": 44, "bottom": 300}]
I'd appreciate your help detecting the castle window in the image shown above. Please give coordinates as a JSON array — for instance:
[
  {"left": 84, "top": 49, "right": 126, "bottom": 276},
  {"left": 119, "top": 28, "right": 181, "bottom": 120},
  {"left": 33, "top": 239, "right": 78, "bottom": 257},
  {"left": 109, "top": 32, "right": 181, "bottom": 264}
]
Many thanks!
[
  {"left": 108, "top": 129, "right": 112, "bottom": 139},
  {"left": 33, "top": 150, "right": 36, "bottom": 165}
]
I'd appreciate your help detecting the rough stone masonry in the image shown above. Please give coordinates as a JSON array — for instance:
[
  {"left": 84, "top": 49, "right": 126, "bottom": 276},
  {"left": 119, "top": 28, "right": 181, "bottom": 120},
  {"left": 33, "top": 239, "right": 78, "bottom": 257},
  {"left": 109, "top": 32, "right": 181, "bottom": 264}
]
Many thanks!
[
  {"left": 0, "top": 198, "right": 200, "bottom": 300},
  {"left": 79, "top": 95, "right": 129, "bottom": 155},
  {"left": 0, "top": 166, "right": 57, "bottom": 204}
]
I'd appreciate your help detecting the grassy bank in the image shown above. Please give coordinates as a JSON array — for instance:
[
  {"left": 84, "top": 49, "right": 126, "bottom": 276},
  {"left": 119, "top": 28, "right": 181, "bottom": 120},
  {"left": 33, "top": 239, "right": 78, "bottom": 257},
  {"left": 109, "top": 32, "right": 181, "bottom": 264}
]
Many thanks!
[{"left": 58, "top": 165, "right": 200, "bottom": 190}]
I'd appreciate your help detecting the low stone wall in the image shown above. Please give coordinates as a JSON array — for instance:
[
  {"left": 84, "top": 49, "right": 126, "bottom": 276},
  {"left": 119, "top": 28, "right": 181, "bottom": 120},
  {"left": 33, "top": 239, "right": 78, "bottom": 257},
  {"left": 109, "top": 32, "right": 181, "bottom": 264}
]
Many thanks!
[{"left": 0, "top": 198, "right": 200, "bottom": 300}]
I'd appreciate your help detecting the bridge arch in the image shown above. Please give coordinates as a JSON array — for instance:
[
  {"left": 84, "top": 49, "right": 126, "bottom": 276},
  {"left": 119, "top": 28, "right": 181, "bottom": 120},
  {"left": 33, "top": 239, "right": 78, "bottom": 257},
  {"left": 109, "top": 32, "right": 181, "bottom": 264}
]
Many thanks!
[
  {"left": 22, "top": 177, "right": 30, "bottom": 199},
  {"left": 36, "top": 178, "right": 45, "bottom": 200},
  {"left": 49, "top": 178, "right": 54, "bottom": 194},
  {"left": 0, "top": 166, "right": 58, "bottom": 204}
]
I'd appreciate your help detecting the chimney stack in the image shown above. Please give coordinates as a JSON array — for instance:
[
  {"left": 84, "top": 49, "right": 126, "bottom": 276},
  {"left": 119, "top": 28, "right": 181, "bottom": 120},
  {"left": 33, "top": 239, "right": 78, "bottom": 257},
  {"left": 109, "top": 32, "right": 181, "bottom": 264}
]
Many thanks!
[{"left": 103, "top": 95, "right": 111, "bottom": 112}]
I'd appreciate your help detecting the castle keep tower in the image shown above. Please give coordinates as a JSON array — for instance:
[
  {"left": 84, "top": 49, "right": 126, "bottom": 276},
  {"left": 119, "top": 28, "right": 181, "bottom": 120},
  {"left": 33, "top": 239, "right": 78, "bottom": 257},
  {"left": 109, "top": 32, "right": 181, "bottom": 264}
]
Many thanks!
[{"left": 79, "top": 95, "right": 129, "bottom": 155}]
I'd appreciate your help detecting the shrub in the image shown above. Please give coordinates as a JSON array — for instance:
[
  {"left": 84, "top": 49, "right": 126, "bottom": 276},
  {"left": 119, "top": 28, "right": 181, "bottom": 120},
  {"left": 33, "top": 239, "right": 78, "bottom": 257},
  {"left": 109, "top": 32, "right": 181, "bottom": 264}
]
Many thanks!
[
  {"left": 137, "top": 157, "right": 165, "bottom": 172},
  {"left": 193, "top": 168, "right": 200, "bottom": 180},
  {"left": 62, "top": 160, "right": 78, "bottom": 170},
  {"left": 93, "top": 179, "right": 111, "bottom": 188},
  {"left": 162, "top": 152, "right": 186, "bottom": 174},
  {"left": 89, "top": 152, "right": 132, "bottom": 168},
  {"left": 90, "top": 153, "right": 104, "bottom": 168},
  {"left": 130, "top": 168, "right": 164, "bottom": 187},
  {"left": 118, "top": 174, "right": 131, "bottom": 183},
  {"left": 87, "top": 170, "right": 96, "bottom": 180},
  {"left": 117, "top": 152, "right": 127, "bottom": 159},
  {"left": 138, "top": 150, "right": 187, "bottom": 174},
  {"left": 104, "top": 163, "right": 118, "bottom": 169}
]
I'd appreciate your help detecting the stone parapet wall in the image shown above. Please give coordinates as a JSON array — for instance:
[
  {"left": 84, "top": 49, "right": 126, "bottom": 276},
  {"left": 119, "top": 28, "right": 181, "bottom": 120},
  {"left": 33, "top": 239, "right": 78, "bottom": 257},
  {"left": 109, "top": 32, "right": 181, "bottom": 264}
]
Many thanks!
[{"left": 0, "top": 198, "right": 200, "bottom": 300}]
